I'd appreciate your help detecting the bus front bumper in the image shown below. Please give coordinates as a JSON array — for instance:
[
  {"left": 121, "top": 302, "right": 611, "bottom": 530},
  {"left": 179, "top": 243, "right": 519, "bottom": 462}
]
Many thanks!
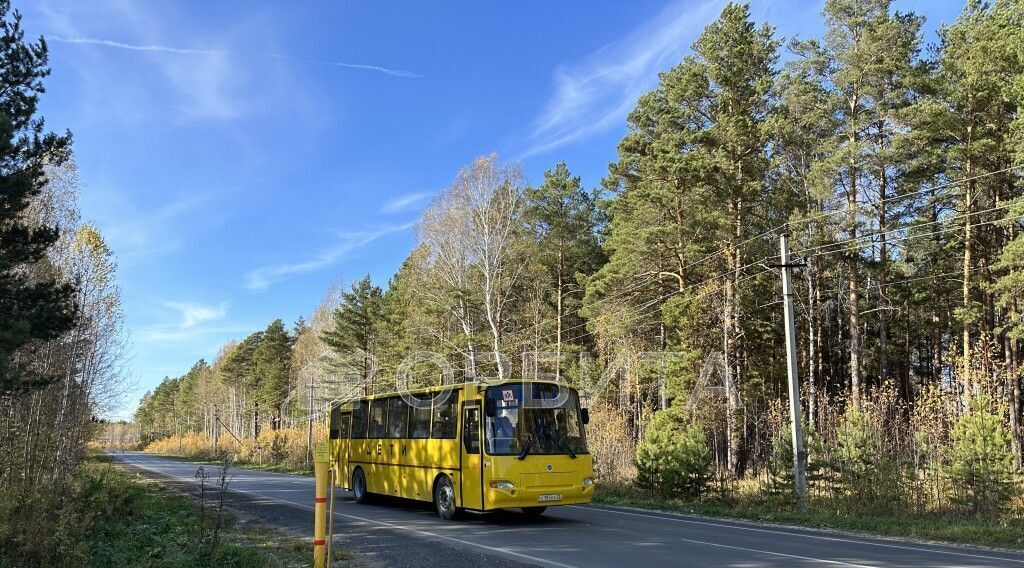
[{"left": 486, "top": 480, "right": 595, "bottom": 509}]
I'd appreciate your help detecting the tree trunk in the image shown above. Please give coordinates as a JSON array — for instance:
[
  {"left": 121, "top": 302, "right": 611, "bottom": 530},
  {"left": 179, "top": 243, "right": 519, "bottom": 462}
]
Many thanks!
[
  {"left": 457, "top": 297, "right": 477, "bottom": 380},
  {"left": 1012, "top": 301, "right": 1022, "bottom": 470},
  {"left": 847, "top": 93, "right": 863, "bottom": 408},
  {"left": 807, "top": 257, "right": 819, "bottom": 429},
  {"left": 931, "top": 191, "right": 943, "bottom": 385},
  {"left": 725, "top": 198, "right": 743, "bottom": 477},
  {"left": 962, "top": 160, "right": 974, "bottom": 400},
  {"left": 556, "top": 246, "right": 564, "bottom": 381},
  {"left": 878, "top": 163, "right": 889, "bottom": 384}
]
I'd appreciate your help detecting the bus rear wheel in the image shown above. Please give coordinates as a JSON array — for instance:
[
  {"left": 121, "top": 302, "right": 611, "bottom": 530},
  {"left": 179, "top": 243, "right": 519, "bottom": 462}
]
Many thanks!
[
  {"left": 352, "top": 468, "right": 371, "bottom": 504},
  {"left": 521, "top": 506, "right": 547, "bottom": 517},
  {"left": 434, "top": 475, "right": 461, "bottom": 520}
]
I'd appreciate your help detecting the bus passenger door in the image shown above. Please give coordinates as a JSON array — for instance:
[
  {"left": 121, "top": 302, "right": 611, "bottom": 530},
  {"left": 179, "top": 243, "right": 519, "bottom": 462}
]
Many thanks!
[
  {"left": 331, "top": 410, "right": 351, "bottom": 489},
  {"left": 460, "top": 404, "right": 483, "bottom": 510}
]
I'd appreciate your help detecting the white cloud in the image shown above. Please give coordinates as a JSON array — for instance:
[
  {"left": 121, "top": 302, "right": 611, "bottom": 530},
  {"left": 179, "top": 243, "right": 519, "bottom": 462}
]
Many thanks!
[
  {"left": 51, "top": 36, "right": 423, "bottom": 79},
  {"left": 245, "top": 222, "right": 415, "bottom": 291},
  {"left": 132, "top": 301, "right": 235, "bottom": 344},
  {"left": 134, "top": 323, "right": 247, "bottom": 343},
  {"left": 164, "top": 301, "right": 228, "bottom": 328},
  {"left": 522, "top": 0, "right": 725, "bottom": 158},
  {"left": 379, "top": 191, "right": 433, "bottom": 214},
  {"left": 51, "top": 36, "right": 222, "bottom": 55}
]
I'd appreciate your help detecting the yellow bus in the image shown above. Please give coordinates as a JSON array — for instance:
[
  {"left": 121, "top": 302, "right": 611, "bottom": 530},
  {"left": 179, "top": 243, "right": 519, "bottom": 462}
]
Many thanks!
[{"left": 328, "top": 380, "right": 594, "bottom": 519}]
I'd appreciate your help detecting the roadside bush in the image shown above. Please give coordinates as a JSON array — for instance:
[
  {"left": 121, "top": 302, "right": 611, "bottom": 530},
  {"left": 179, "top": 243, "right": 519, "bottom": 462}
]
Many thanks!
[
  {"left": 832, "top": 406, "right": 903, "bottom": 515},
  {"left": 636, "top": 406, "right": 712, "bottom": 499},
  {"left": 586, "top": 404, "right": 637, "bottom": 483},
  {"left": 765, "top": 422, "right": 826, "bottom": 505},
  {"left": 946, "top": 396, "right": 1018, "bottom": 517}
]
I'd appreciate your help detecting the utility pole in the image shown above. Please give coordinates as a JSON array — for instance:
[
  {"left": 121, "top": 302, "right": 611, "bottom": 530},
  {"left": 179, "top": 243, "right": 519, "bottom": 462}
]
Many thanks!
[
  {"left": 772, "top": 233, "right": 808, "bottom": 514},
  {"left": 213, "top": 404, "right": 220, "bottom": 455}
]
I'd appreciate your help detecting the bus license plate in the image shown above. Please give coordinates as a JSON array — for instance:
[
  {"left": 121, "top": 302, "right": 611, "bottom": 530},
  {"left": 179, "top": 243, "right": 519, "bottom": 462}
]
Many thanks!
[{"left": 539, "top": 494, "right": 562, "bottom": 502}]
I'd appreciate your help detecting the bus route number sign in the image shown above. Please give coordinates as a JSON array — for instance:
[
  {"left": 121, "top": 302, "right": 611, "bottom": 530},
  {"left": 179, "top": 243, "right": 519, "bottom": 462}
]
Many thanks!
[{"left": 314, "top": 441, "right": 330, "bottom": 463}]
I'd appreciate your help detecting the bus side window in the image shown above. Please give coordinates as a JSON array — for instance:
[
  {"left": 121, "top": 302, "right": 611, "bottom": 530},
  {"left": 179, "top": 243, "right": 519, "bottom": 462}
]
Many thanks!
[
  {"left": 463, "top": 407, "right": 480, "bottom": 454},
  {"left": 386, "top": 397, "right": 409, "bottom": 439},
  {"left": 431, "top": 393, "right": 457, "bottom": 439},
  {"left": 408, "top": 394, "right": 432, "bottom": 439},
  {"left": 351, "top": 400, "right": 368, "bottom": 439},
  {"left": 338, "top": 412, "right": 351, "bottom": 439},
  {"left": 368, "top": 399, "right": 387, "bottom": 439}
]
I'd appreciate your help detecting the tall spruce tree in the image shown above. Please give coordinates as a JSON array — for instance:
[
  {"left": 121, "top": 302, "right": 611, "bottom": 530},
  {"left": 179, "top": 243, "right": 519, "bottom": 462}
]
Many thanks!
[{"left": 0, "top": 1, "right": 75, "bottom": 392}]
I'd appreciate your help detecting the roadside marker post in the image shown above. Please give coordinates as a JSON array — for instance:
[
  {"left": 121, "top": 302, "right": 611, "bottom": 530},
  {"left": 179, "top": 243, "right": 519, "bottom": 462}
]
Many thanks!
[{"left": 313, "top": 441, "right": 331, "bottom": 567}]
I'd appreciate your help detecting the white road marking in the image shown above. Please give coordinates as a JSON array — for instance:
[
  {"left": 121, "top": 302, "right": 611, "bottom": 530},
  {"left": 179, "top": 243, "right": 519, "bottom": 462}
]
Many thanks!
[
  {"left": 574, "top": 504, "right": 1024, "bottom": 564},
  {"left": 666, "top": 537, "right": 877, "bottom": 568},
  {"left": 114, "top": 454, "right": 1022, "bottom": 568},
  {"left": 113, "top": 455, "right": 581, "bottom": 568}
]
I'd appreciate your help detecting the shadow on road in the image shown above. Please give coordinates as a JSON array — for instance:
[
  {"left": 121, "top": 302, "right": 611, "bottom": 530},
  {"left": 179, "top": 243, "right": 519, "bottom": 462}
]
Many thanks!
[{"left": 352, "top": 494, "right": 578, "bottom": 526}]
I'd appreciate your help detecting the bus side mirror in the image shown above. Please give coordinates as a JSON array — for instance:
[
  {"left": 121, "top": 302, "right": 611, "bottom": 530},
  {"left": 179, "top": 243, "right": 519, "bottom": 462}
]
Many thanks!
[
  {"left": 484, "top": 398, "right": 496, "bottom": 418},
  {"left": 581, "top": 408, "right": 590, "bottom": 425}
]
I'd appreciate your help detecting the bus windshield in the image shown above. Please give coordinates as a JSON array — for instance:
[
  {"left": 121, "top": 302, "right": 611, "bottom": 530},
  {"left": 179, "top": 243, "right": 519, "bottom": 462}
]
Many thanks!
[{"left": 485, "top": 383, "right": 587, "bottom": 456}]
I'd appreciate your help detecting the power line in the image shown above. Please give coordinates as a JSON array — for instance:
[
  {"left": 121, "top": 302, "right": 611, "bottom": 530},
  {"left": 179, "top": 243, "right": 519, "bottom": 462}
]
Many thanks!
[
  {"left": 515, "top": 164, "right": 1024, "bottom": 352},
  {"left": 558, "top": 209, "right": 1024, "bottom": 350},
  {"left": 794, "top": 203, "right": 1022, "bottom": 259},
  {"left": 780, "top": 164, "right": 1024, "bottom": 234},
  {"left": 798, "top": 211, "right": 1023, "bottom": 263},
  {"left": 560, "top": 264, "right": 776, "bottom": 347}
]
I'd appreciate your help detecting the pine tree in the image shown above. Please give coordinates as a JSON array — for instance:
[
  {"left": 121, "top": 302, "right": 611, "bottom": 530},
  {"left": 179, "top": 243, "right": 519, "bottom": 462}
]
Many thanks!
[
  {"left": 689, "top": 2, "right": 780, "bottom": 476},
  {"left": 947, "top": 396, "right": 1018, "bottom": 516},
  {"left": 254, "top": 319, "right": 294, "bottom": 430},
  {"left": 635, "top": 404, "right": 712, "bottom": 498},
  {"left": 937, "top": 0, "right": 1021, "bottom": 394},
  {"left": 984, "top": 0, "right": 1024, "bottom": 467},
  {"left": 223, "top": 331, "right": 263, "bottom": 433},
  {"left": 588, "top": 4, "right": 782, "bottom": 471},
  {"left": 524, "top": 162, "right": 604, "bottom": 380},
  {"left": 0, "top": 1, "right": 75, "bottom": 392},
  {"left": 321, "top": 275, "right": 384, "bottom": 393}
]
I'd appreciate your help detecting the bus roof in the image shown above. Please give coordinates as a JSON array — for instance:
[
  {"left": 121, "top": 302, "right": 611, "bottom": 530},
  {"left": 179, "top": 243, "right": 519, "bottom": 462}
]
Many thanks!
[{"left": 330, "top": 379, "right": 575, "bottom": 405}]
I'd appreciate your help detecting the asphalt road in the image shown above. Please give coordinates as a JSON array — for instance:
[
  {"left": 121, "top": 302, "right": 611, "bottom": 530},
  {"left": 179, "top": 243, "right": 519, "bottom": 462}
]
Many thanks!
[{"left": 109, "top": 451, "right": 1024, "bottom": 568}]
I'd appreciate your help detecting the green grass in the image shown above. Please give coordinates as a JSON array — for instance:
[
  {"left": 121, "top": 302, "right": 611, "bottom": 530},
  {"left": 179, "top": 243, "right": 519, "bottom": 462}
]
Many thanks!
[
  {"left": 82, "top": 456, "right": 331, "bottom": 567},
  {"left": 593, "top": 483, "right": 1024, "bottom": 550}
]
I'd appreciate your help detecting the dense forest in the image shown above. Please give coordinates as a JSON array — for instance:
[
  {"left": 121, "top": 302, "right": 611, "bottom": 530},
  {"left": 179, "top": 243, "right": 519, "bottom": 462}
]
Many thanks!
[
  {"left": 134, "top": 0, "right": 1024, "bottom": 521},
  {"left": 0, "top": 1, "right": 127, "bottom": 562}
]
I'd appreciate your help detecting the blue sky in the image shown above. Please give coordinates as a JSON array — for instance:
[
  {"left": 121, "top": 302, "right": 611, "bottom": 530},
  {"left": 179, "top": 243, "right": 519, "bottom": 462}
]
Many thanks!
[{"left": 19, "top": 0, "right": 962, "bottom": 418}]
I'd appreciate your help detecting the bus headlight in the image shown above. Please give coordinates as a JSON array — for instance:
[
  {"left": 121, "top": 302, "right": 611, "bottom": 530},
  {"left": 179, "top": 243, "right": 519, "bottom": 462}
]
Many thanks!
[
  {"left": 489, "top": 480, "right": 515, "bottom": 492},
  {"left": 582, "top": 477, "right": 594, "bottom": 488}
]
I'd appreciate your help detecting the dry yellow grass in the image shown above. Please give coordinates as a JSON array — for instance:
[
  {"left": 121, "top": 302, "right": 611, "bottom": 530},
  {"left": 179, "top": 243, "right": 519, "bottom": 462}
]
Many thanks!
[{"left": 144, "top": 425, "right": 326, "bottom": 469}]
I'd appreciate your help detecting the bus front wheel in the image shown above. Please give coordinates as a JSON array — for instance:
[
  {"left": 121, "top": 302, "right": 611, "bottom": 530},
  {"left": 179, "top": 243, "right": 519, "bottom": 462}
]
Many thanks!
[
  {"left": 352, "top": 468, "right": 370, "bottom": 504},
  {"left": 434, "top": 475, "right": 461, "bottom": 520},
  {"left": 521, "top": 507, "right": 547, "bottom": 517}
]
